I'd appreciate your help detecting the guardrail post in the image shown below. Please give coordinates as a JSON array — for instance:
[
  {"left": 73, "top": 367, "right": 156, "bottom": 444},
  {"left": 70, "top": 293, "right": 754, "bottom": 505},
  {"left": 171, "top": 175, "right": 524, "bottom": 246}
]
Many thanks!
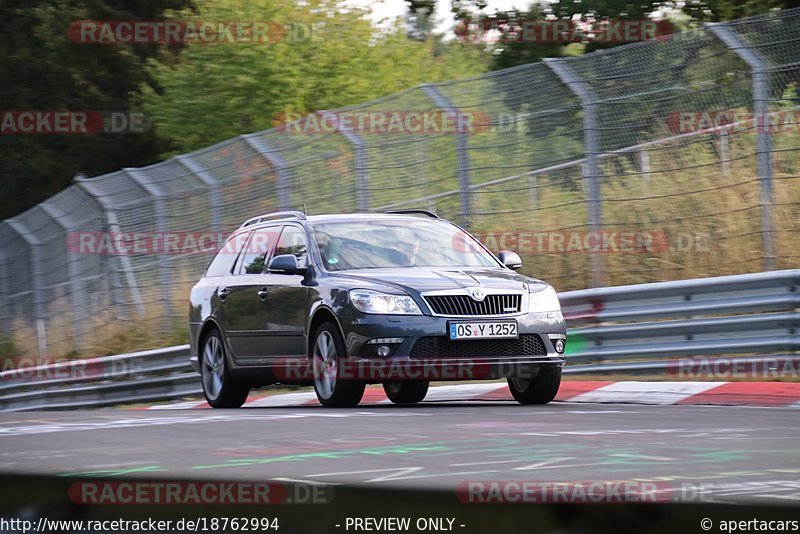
[
  {"left": 545, "top": 59, "right": 603, "bottom": 287},
  {"left": 240, "top": 134, "right": 294, "bottom": 211},
  {"left": 4, "top": 219, "right": 47, "bottom": 357},
  {"left": 175, "top": 155, "right": 222, "bottom": 236},
  {"left": 75, "top": 175, "right": 145, "bottom": 317},
  {"left": 707, "top": 23, "right": 775, "bottom": 271},
  {"left": 421, "top": 85, "right": 472, "bottom": 228},
  {"left": 318, "top": 112, "right": 370, "bottom": 212}
]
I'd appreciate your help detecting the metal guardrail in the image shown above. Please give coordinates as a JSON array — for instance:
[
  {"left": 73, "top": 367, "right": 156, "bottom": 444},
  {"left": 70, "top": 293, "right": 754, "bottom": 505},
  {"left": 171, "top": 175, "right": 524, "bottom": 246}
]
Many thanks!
[
  {"left": 0, "top": 346, "right": 197, "bottom": 411},
  {"left": 1, "top": 270, "right": 798, "bottom": 411},
  {"left": 559, "top": 269, "right": 800, "bottom": 363}
]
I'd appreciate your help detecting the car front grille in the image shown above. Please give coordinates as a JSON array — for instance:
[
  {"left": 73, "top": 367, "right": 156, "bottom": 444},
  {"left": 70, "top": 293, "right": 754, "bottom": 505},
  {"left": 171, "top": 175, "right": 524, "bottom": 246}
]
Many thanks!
[
  {"left": 424, "top": 294, "right": 521, "bottom": 316},
  {"left": 409, "top": 334, "right": 547, "bottom": 359}
]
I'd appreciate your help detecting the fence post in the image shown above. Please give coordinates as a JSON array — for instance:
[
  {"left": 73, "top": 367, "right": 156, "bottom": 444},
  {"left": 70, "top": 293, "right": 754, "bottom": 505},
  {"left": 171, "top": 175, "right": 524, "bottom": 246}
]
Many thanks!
[
  {"left": 175, "top": 155, "right": 222, "bottom": 236},
  {"left": 706, "top": 22, "right": 775, "bottom": 270},
  {"left": 528, "top": 172, "right": 539, "bottom": 209},
  {"left": 318, "top": 112, "right": 370, "bottom": 212},
  {"left": 240, "top": 134, "right": 294, "bottom": 211},
  {"left": 545, "top": 58, "right": 604, "bottom": 287},
  {"left": 75, "top": 174, "right": 145, "bottom": 317},
  {"left": 421, "top": 85, "right": 472, "bottom": 228},
  {"left": 4, "top": 219, "right": 47, "bottom": 357},
  {"left": 719, "top": 130, "right": 731, "bottom": 177},
  {"left": 39, "top": 202, "right": 85, "bottom": 349},
  {"left": 123, "top": 168, "right": 172, "bottom": 318}
]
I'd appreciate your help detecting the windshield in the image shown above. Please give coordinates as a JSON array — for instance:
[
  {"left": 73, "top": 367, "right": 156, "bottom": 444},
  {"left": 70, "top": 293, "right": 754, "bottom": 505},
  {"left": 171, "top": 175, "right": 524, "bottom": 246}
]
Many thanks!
[{"left": 312, "top": 219, "right": 499, "bottom": 271}]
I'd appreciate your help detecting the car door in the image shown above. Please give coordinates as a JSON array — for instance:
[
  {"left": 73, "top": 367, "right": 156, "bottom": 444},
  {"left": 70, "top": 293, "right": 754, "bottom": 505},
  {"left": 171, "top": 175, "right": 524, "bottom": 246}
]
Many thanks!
[
  {"left": 220, "top": 225, "right": 281, "bottom": 364},
  {"left": 260, "top": 223, "right": 310, "bottom": 358}
]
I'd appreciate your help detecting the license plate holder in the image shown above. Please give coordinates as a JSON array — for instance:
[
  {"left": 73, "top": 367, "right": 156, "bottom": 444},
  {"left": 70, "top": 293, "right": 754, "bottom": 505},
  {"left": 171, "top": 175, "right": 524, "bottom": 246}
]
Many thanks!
[{"left": 448, "top": 321, "right": 518, "bottom": 340}]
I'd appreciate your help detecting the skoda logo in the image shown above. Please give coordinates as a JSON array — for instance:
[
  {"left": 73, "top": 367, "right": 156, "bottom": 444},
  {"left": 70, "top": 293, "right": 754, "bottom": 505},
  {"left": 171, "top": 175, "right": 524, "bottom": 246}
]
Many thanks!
[{"left": 468, "top": 288, "right": 486, "bottom": 301}]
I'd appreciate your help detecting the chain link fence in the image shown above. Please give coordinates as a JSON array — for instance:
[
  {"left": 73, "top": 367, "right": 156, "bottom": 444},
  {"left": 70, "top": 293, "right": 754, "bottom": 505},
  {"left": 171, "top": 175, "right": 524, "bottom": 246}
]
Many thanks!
[{"left": 1, "top": 9, "right": 798, "bottom": 358}]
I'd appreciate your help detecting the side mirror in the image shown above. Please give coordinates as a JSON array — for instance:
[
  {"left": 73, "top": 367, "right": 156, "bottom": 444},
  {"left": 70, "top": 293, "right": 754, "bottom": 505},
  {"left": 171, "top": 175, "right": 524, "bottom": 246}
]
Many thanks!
[
  {"left": 268, "top": 254, "right": 307, "bottom": 275},
  {"left": 497, "top": 250, "right": 522, "bottom": 270}
]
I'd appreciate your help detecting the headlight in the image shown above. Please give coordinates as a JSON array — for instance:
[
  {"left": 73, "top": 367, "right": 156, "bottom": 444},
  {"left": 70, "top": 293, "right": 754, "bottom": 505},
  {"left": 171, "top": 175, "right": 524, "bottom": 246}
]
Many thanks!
[
  {"left": 529, "top": 285, "right": 561, "bottom": 312},
  {"left": 349, "top": 289, "right": 422, "bottom": 315}
]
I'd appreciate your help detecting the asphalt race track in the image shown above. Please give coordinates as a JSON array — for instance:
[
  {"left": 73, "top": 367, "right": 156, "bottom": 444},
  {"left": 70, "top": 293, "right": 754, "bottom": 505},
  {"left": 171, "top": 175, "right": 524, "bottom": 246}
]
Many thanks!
[{"left": 1, "top": 401, "right": 799, "bottom": 505}]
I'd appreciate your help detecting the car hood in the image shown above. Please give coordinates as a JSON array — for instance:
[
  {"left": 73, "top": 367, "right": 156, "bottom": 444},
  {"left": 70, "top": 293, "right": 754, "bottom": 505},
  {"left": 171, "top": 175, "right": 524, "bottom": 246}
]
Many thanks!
[{"left": 329, "top": 268, "right": 547, "bottom": 295}]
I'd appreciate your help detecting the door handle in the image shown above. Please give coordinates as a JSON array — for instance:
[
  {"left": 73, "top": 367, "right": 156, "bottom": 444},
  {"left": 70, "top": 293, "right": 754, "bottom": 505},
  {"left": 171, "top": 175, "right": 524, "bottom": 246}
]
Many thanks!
[
  {"left": 218, "top": 287, "right": 230, "bottom": 301},
  {"left": 257, "top": 288, "right": 269, "bottom": 300}
]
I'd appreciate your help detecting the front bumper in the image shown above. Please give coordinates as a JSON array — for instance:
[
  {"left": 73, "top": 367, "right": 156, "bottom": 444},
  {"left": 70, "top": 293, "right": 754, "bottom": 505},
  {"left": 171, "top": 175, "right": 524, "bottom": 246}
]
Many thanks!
[{"left": 334, "top": 311, "right": 566, "bottom": 381}]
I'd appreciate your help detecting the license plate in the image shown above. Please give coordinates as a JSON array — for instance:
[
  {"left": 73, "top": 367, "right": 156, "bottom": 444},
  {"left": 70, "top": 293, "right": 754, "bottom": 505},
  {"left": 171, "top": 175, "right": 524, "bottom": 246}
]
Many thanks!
[{"left": 449, "top": 321, "right": 518, "bottom": 340}]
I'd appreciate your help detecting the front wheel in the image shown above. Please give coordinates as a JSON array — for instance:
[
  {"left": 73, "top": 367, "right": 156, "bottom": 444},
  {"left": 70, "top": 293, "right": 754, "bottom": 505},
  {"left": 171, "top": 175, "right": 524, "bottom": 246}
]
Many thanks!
[
  {"left": 200, "top": 329, "right": 249, "bottom": 408},
  {"left": 312, "top": 322, "right": 365, "bottom": 407},
  {"left": 507, "top": 366, "right": 562, "bottom": 405},
  {"left": 383, "top": 381, "right": 429, "bottom": 405}
]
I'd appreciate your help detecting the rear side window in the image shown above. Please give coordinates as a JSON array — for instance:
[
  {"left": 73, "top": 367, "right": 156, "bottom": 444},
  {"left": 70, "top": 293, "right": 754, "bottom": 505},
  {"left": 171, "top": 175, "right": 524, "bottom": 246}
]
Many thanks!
[
  {"left": 238, "top": 226, "right": 281, "bottom": 274},
  {"left": 206, "top": 232, "right": 250, "bottom": 278}
]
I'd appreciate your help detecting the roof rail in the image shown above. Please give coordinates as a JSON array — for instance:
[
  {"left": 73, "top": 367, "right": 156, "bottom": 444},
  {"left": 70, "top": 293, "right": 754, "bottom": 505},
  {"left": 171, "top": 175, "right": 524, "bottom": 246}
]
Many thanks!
[
  {"left": 239, "top": 210, "right": 307, "bottom": 229},
  {"left": 384, "top": 209, "right": 439, "bottom": 219}
]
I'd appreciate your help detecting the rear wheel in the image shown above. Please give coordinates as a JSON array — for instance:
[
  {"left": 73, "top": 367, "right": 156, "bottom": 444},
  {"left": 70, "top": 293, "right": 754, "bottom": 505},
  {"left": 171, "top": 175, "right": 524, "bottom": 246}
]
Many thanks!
[
  {"left": 312, "top": 322, "right": 365, "bottom": 407},
  {"left": 383, "top": 381, "right": 429, "bottom": 405},
  {"left": 507, "top": 366, "right": 562, "bottom": 405},
  {"left": 200, "top": 329, "right": 249, "bottom": 408}
]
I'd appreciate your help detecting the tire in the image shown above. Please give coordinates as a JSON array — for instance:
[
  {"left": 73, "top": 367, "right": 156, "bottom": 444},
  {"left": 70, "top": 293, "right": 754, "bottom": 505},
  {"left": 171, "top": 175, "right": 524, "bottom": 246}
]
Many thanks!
[
  {"left": 507, "top": 366, "right": 562, "bottom": 405},
  {"left": 200, "top": 329, "right": 249, "bottom": 408},
  {"left": 312, "top": 322, "right": 366, "bottom": 407},
  {"left": 383, "top": 381, "right": 429, "bottom": 405}
]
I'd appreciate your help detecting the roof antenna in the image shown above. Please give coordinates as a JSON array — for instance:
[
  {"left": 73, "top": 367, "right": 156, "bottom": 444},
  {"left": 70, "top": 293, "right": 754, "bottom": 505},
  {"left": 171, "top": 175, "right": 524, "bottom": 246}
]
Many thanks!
[{"left": 295, "top": 173, "right": 309, "bottom": 215}]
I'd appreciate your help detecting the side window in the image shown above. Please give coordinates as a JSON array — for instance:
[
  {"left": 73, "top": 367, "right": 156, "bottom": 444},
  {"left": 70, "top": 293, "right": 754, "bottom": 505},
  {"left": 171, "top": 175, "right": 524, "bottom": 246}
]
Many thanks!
[
  {"left": 237, "top": 227, "right": 280, "bottom": 274},
  {"left": 206, "top": 232, "right": 250, "bottom": 277},
  {"left": 274, "top": 226, "right": 308, "bottom": 267}
]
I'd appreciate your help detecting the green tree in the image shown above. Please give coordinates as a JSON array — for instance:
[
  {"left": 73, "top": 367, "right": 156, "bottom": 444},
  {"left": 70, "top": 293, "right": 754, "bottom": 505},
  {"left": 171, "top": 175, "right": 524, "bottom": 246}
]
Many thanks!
[
  {"left": 680, "top": 0, "right": 800, "bottom": 21},
  {"left": 143, "top": 0, "right": 489, "bottom": 155},
  {"left": 0, "top": 0, "right": 194, "bottom": 220},
  {"left": 480, "top": 7, "right": 571, "bottom": 70},
  {"left": 550, "top": 0, "right": 666, "bottom": 53}
]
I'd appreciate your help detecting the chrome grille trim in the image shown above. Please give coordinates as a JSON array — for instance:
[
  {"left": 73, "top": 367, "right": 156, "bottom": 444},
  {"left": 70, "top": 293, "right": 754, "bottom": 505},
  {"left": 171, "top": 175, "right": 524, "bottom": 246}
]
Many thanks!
[{"left": 422, "top": 291, "right": 524, "bottom": 317}]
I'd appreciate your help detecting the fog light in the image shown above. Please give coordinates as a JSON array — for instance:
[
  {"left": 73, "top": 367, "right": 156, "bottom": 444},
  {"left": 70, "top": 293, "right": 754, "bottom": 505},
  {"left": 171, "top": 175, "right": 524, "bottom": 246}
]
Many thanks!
[
  {"left": 554, "top": 339, "right": 565, "bottom": 354},
  {"left": 377, "top": 345, "right": 392, "bottom": 357}
]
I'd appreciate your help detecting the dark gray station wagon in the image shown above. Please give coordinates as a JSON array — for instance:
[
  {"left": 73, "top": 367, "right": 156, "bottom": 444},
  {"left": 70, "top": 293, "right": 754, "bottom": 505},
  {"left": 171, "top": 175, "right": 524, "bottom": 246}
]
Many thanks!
[{"left": 189, "top": 211, "right": 566, "bottom": 407}]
